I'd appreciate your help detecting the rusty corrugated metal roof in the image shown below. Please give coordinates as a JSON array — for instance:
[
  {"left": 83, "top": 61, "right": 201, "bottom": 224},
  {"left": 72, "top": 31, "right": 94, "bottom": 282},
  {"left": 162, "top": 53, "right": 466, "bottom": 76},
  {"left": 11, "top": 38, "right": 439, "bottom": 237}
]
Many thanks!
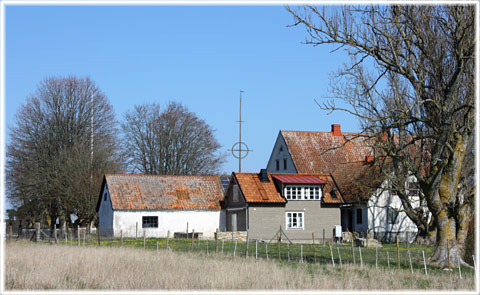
[{"left": 105, "top": 174, "right": 224, "bottom": 210}]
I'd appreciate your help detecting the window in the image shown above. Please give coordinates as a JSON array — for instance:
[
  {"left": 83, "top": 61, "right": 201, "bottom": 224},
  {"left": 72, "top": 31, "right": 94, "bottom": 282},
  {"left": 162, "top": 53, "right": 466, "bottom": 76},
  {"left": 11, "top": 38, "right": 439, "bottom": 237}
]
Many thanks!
[
  {"left": 103, "top": 192, "right": 107, "bottom": 202},
  {"left": 408, "top": 180, "right": 419, "bottom": 196},
  {"left": 387, "top": 209, "right": 398, "bottom": 225},
  {"left": 142, "top": 216, "right": 158, "bottom": 228},
  {"left": 284, "top": 186, "right": 321, "bottom": 200},
  {"left": 276, "top": 160, "right": 280, "bottom": 171},
  {"left": 279, "top": 145, "right": 284, "bottom": 152},
  {"left": 283, "top": 159, "right": 287, "bottom": 170},
  {"left": 233, "top": 184, "right": 239, "bottom": 202},
  {"left": 356, "top": 209, "right": 363, "bottom": 224},
  {"left": 286, "top": 212, "right": 304, "bottom": 229},
  {"left": 331, "top": 189, "right": 337, "bottom": 199}
]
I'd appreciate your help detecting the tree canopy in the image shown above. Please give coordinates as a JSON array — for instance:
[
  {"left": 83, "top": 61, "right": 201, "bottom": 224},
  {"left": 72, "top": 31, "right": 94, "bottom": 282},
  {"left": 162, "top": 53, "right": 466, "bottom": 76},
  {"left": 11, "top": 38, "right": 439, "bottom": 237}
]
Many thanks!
[
  {"left": 6, "top": 76, "right": 124, "bottom": 227},
  {"left": 287, "top": 5, "right": 475, "bottom": 268},
  {"left": 122, "top": 101, "right": 225, "bottom": 175}
]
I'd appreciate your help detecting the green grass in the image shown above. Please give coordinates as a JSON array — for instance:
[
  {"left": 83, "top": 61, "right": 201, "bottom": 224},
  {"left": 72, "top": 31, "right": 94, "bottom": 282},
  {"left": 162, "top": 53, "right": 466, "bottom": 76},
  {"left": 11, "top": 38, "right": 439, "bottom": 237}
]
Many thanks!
[{"left": 47, "top": 235, "right": 473, "bottom": 277}]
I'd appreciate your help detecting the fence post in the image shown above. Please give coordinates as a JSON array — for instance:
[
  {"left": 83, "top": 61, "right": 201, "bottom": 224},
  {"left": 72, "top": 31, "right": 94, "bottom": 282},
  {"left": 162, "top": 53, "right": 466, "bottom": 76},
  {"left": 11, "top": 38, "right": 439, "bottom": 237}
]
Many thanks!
[
  {"left": 245, "top": 231, "right": 249, "bottom": 258},
  {"left": 458, "top": 256, "right": 462, "bottom": 279},
  {"left": 136, "top": 222, "right": 138, "bottom": 239},
  {"left": 265, "top": 243, "right": 268, "bottom": 260},
  {"left": 54, "top": 224, "right": 58, "bottom": 244},
  {"left": 287, "top": 244, "right": 290, "bottom": 262},
  {"left": 143, "top": 231, "right": 146, "bottom": 249},
  {"left": 97, "top": 225, "right": 101, "bottom": 246},
  {"left": 473, "top": 255, "right": 476, "bottom": 272},
  {"left": 34, "top": 222, "right": 40, "bottom": 242},
  {"left": 312, "top": 232, "right": 316, "bottom": 263},
  {"left": 206, "top": 240, "right": 209, "bottom": 255},
  {"left": 233, "top": 240, "right": 237, "bottom": 257},
  {"left": 323, "top": 229, "right": 325, "bottom": 247},
  {"left": 351, "top": 232, "right": 355, "bottom": 264},
  {"left": 337, "top": 246, "right": 342, "bottom": 267},
  {"left": 277, "top": 231, "right": 281, "bottom": 261},
  {"left": 77, "top": 225, "right": 80, "bottom": 246},
  {"left": 215, "top": 228, "right": 219, "bottom": 253},
  {"left": 359, "top": 246, "right": 363, "bottom": 268},
  {"left": 408, "top": 250, "right": 413, "bottom": 274},
  {"left": 83, "top": 228, "right": 86, "bottom": 246},
  {"left": 222, "top": 239, "right": 224, "bottom": 255},
  {"left": 329, "top": 244, "right": 335, "bottom": 267},
  {"left": 191, "top": 229, "right": 195, "bottom": 251},
  {"left": 396, "top": 235, "right": 400, "bottom": 269},
  {"left": 186, "top": 222, "right": 189, "bottom": 235},
  {"left": 256, "top": 240, "right": 258, "bottom": 259},
  {"left": 121, "top": 230, "right": 123, "bottom": 247},
  {"left": 375, "top": 246, "right": 378, "bottom": 269},
  {"left": 70, "top": 228, "right": 73, "bottom": 245},
  {"left": 447, "top": 239, "right": 451, "bottom": 269},
  {"left": 9, "top": 226, "right": 12, "bottom": 240},
  {"left": 156, "top": 241, "right": 159, "bottom": 254},
  {"left": 166, "top": 230, "right": 170, "bottom": 250},
  {"left": 387, "top": 251, "right": 390, "bottom": 270},
  {"left": 422, "top": 250, "right": 428, "bottom": 276},
  {"left": 300, "top": 244, "right": 303, "bottom": 263}
]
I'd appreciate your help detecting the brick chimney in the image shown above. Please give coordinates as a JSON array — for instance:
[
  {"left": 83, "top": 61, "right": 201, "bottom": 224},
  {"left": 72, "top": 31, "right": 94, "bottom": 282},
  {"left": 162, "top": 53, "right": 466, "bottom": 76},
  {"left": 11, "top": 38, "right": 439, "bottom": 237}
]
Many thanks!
[{"left": 331, "top": 124, "right": 342, "bottom": 136}]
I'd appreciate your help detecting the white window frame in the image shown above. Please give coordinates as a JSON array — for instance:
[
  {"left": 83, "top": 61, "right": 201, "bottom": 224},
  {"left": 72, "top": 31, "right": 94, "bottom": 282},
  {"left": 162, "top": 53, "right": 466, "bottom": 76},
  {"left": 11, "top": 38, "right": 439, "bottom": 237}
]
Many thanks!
[
  {"left": 286, "top": 212, "right": 304, "bottom": 230},
  {"left": 284, "top": 185, "right": 322, "bottom": 200}
]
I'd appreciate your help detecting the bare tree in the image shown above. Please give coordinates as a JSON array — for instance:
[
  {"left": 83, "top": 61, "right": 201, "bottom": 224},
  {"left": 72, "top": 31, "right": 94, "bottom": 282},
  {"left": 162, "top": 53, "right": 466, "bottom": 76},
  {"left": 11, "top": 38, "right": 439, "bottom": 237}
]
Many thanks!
[
  {"left": 287, "top": 5, "right": 475, "bottom": 268},
  {"left": 122, "top": 101, "right": 225, "bottom": 175},
  {"left": 6, "top": 76, "right": 124, "bottom": 228}
]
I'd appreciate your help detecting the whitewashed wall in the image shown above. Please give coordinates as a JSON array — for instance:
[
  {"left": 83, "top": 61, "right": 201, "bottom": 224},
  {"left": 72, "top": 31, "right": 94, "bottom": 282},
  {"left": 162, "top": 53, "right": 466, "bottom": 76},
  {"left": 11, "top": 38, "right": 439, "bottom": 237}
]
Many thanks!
[
  {"left": 113, "top": 210, "right": 222, "bottom": 238},
  {"left": 98, "top": 184, "right": 114, "bottom": 236},
  {"left": 367, "top": 179, "right": 420, "bottom": 241}
]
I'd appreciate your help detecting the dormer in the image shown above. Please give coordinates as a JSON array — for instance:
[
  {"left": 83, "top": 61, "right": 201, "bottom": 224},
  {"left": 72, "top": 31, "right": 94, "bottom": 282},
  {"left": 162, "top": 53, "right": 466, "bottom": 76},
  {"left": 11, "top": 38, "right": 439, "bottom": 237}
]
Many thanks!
[{"left": 272, "top": 175, "right": 327, "bottom": 201}]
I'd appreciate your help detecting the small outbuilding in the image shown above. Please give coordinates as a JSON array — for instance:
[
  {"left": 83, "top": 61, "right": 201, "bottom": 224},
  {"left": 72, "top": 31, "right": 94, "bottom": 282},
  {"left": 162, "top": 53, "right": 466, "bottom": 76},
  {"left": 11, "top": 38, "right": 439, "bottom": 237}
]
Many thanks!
[{"left": 96, "top": 174, "right": 228, "bottom": 238}]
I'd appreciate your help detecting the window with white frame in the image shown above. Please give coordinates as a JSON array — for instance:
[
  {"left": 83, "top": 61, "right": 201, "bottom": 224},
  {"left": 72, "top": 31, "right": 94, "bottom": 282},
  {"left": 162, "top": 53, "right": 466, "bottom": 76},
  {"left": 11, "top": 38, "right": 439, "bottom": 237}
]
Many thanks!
[
  {"left": 286, "top": 212, "right": 304, "bottom": 229},
  {"left": 284, "top": 185, "right": 321, "bottom": 200},
  {"left": 387, "top": 208, "right": 399, "bottom": 225}
]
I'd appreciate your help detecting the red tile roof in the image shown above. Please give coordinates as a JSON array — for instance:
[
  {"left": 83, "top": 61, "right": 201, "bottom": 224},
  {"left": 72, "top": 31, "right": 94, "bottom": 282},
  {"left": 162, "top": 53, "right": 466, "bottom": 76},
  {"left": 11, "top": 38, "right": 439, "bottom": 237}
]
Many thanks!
[
  {"left": 272, "top": 175, "right": 327, "bottom": 184},
  {"left": 103, "top": 174, "right": 224, "bottom": 210},
  {"left": 281, "top": 129, "right": 378, "bottom": 203},
  {"left": 234, "top": 172, "right": 344, "bottom": 204}
]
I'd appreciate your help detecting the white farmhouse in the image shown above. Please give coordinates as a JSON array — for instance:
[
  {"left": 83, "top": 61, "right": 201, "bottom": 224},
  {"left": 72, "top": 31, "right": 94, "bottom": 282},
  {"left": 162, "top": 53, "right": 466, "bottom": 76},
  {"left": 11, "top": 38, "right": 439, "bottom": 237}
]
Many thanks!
[
  {"left": 96, "top": 174, "right": 228, "bottom": 238},
  {"left": 265, "top": 124, "right": 422, "bottom": 242}
]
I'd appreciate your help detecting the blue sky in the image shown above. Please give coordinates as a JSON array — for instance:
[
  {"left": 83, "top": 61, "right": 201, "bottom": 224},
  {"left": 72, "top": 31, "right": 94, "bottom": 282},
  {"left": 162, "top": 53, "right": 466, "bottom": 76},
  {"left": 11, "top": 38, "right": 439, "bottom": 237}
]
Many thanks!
[{"left": 5, "top": 5, "right": 360, "bottom": 179}]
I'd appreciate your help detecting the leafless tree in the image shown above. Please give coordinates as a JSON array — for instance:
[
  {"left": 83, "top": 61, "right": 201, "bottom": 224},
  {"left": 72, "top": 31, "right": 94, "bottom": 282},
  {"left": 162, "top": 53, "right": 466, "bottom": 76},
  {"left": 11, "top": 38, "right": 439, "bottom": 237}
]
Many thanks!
[
  {"left": 287, "top": 5, "right": 475, "bottom": 268},
  {"left": 6, "top": 76, "right": 124, "bottom": 228},
  {"left": 122, "top": 101, "right": 225, "bottom": 175}
]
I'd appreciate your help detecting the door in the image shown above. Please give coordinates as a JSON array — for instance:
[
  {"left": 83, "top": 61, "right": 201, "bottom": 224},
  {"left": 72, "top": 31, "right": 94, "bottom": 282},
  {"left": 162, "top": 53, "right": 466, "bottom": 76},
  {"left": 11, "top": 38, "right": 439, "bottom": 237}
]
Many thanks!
[{"left": 231, "top": 213, "right": 237, "bottom": 232}]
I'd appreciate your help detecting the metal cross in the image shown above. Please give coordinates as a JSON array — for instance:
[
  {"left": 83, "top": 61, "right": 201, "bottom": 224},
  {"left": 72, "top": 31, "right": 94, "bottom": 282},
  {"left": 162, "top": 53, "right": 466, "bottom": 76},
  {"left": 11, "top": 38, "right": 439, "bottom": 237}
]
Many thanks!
[{"left": 229, "top": 90, "right": 252, "bottom": 172}]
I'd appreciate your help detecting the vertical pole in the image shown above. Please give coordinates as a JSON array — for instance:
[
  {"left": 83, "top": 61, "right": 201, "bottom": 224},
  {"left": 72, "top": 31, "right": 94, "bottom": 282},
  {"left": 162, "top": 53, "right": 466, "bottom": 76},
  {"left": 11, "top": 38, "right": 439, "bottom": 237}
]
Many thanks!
[
  {"left": 83, "top": 228, "right": 86, "bottom": 246},
  {"left": 166, "top": 230, "right": 170, "bottom": 250},
  {"left": 408, "top": 250, "right": 413, "bottom": 274},
  {"left": 186, "top": 222, "right": 189, "bottom": 235},
  {"left": 312, "top": 232, "right": 316, "bottom": 263},
  {"left": 375, "top": 246, "right": 378, "bottom": 269},
  {"left": 121, "top": 230, "right": 123, "bottom": 247},
  {"left": 447, "top": 239, "right": 451, "bottom": 269},
  {"left": 329, "top": 244, "right": 335, "bottom": 267},
  {"left": 9, "top": 226, "right": 12, "bottom": 240},
  {"left": 277, "top": 231, "right": 281, "bottom": 261},
  {"left": 234, "top": 240, "right": 237, "bottom": 257},
  {"left": 238, "top": 90, "right": 243, "bottom": 172},
  {"left": 206, "top": 240, "right": 209, "bottom": 255},
  {"left": 215, "top": 229, "right": 219, "bottom": 253},
  {"left": 323, "top": 229, "right": 325, "bottom": 247},
  {"left": 287, "top": 244, "right": 290, "bottom": 262},
  {"left": 359, "top": 246, "right": 363, "bottom": 268},
  {"left": 54, "top": 224, "right": 58, "bottom": 244},
  {"left": 97, "top": 225, "right": 100, "bottom": 246},
  {"left": 255, "top": 240, "right": 258, "bottom": 259},
  {"left": 34, "top": 222, "right": 40, "bottom": 242},
  {"left": 337, "top": 247, "right": 342, "bottom": 267},
  {"left": 231, "top": 232, "right": 234, "bottom": 242},
  {"left": 191, "top": 229, "right": 195, "bottom": 251},
  {"left": 65, "top": 226, "right": 68, "bottom": 245},
  {"left": 266, "top": 243, "right": 269, "bottom": 260},
  {"left": 396, "top": 235, "right": 400, "bottom": 269},
  {"left": 156, "top": 241, "right": 159, "bottom": 254},
  {"left": 70, "top": 228, "right": 73, "bottom": 245},
  {"left": 351, "top": 232, "right": 355, "bottom": 264},
  {"left": 458, "top": 256, "right": 462, "bottom": 279},
  {"left": 245, "top": 231, "right": 249, "bottom": 258},
  {"left": 422, "top": 250, "right": 428, "bottom": 276},
  {"left": 473, "top": 255, "right": 476, "bottom": 272},
  {"left": 387, "top": 251, "right": 390, "bottom": 270},
  {"left": 222, "top": 239, "right": 224, "bottom": 255},
  {"left": 136, "top": 222, "right": 138, "bottom": 239},
  {"left": 77, "top": 225, "right": 80, "bottom": 246},
  {"left": 143, "top": 230, "right": 146, "bottom": 249},
  {"left": 300, "top": 244, "right": 303, "bottom": 263}
]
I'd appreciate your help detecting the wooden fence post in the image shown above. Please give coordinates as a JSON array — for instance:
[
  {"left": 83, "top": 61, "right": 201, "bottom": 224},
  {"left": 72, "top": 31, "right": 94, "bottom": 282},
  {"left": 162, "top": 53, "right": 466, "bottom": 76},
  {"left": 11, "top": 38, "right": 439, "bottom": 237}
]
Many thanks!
[
  {"left": 121, "top": 230, "right": 123, "bottom": 247},
  {"left": 77, "top": 225, "right": 80, "bottom": 246},
  {"left": 323, "top": 229, "right": 325, "bottom": 247},
  {"left": 9, "top": 226, "right": 12, "bottom": 240},
  {"left": 157, "top": 241, "right": 159, "bottom": 254},
  {"left": 215, "top": 228, "right": 219, "bottom": 253},
  {"left": 408, "top": 250, "right": 413, "bottom": 274},
  {"left": 245, "top": 231, "right": 249, "bottom": 258},
  {"left": 351, "top": 231, "right": 355, "bottom": 264},
  {"left": 143, "top": 230, "right": 146, "bottom": 249},
  {"left": 206, "top": 240, "right": 209, "bottom": 255},
  {"left": 300, "top": 244, "right": 303, "bottom": 263},
  {"left": 234, "top": 240, "right": 237, "bottom": 257},
  {"left": 186, "top": 222, "right": 189, "bottom": 235},
  {"left": 191, "top": 229, "right": 195, "bottom": 251},
  {"left": 447, "top": 239, "right": 451, "bottom": 269},
  {"left": 375, "top": 246, "right": 378, "bottom": 269},
  {"left": 458, "top": 256, "right": 462, "bottom": 279},
  {"left": 359, "top": 246, "right": 363, "bottom": 268},
  {"left": 70, "top": 228, "right": 73, "bottom": 245},
  {"left": 34, "top": 222, "right": 40, "bottom": 242},
  {"left": 166, "top": 230, "right": 170, "bottom": 250},
  {"left": 287, "top": 244, "right": 290, "bottom": 262},
  {"left": 277, "top": 231, "right": 281, "bottom": 261},
  {"left": 396, "top": 235, "right": 400, "bottom": 269},
  {"left": 54, "top": 224, "right": 58, "bottom": 244},
  {"left": 255, "top": 240, "right": 258, "bottom": 259},
  {"left": 337, "top": 246, "right": 342, "bottom": 267},
  {"left": 265, "top": 243, "right": 268, "bottom": 260},
  {"left": 97, "top": 225, "right": 101, "bottom": 246},
  {"left": 222, "top": 239, "right": 224, "bottom": 255},
  {"left": 387, "top": 251, "right": 390, "bottom": 270},
  {"left": 136, "top": 222, "right": 138, "bottom": 239},
  {"left": 83, "top": 228, "right": 86, "bottom": 246},
  {"left": 312, "top": 232, "right": 316, "bottom": 263},
  {"left": 422, "top": 250, "right": 428, "bottom": 276},
  {"left": 329, "top": 244, "right": 335, "bottom": 267}
]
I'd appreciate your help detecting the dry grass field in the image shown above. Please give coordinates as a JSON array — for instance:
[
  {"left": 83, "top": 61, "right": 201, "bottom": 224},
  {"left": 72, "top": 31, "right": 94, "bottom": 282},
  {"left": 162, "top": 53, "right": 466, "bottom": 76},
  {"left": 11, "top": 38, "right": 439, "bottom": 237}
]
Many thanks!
[{"left": 5, "top": 240, "right": 475, "bottom": 291}]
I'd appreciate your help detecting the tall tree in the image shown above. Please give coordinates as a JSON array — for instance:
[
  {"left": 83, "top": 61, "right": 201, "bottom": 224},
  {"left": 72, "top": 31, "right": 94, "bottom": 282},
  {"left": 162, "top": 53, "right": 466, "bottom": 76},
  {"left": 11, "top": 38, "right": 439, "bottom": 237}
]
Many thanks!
[
  {"left": 122, "top": 101, "right": 225, "bottom": 175},
  {"left": 6, "top": 76, "right": 124, "bottom": 227},
  {"left": 287, "top": 5, "right": 475, "bottom": 268}
]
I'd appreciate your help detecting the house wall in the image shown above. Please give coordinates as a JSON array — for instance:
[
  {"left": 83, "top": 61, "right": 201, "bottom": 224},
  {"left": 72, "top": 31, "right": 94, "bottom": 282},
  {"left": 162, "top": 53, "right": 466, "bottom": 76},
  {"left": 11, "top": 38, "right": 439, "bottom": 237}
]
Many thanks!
[
  {"left": 341, "top": 205, "right": 368, "bottom": 233},
  {"left": 224, "top": 179, "right": 247, "bottom": 232},
  {"left": 367, "top": 179, "right": 419, "bottom": 242},
  {"left": 98, "top": 184, "right": 114, "bottom": 236},
  {"left": 248, "top": 201, "right": 341, "bottom": 242},
  {"left": 113, "top": 210, "right": 222, "bottom": 238},
  {"left": 266, "top": 132, "right": 297, "bottom": 173}
]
